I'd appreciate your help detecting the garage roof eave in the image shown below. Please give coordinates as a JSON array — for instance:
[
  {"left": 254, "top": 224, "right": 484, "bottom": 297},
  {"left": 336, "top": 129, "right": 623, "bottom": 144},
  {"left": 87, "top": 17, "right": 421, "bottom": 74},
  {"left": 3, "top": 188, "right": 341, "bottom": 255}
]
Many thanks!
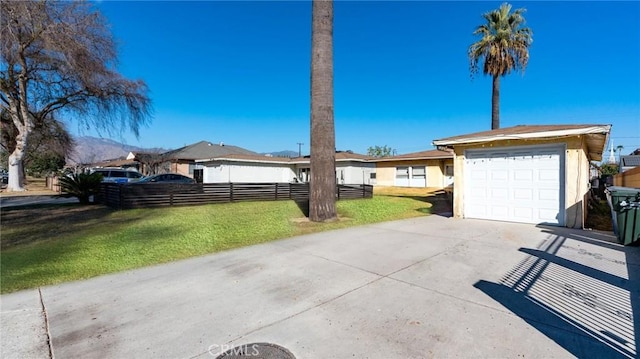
[
  {"left": 432, "top": 125, "right": 611, "bottom": 146},
  {"left": 432, "top": 125, "right": 611, "bottom": 161}
]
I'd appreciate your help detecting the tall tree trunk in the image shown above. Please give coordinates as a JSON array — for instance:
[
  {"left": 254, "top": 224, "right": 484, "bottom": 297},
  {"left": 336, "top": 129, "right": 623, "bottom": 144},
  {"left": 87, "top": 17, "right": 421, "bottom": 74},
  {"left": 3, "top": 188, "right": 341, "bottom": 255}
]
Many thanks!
[
  {"left": 6, "top": 97, "right": 32, "bottom": 191},
  {"left": 309, "top": 0, "right": 337, "bottom": 222},
  {"left": 491, "top": 75, "right": 500, "bottom": 130},
  {"left": 7, "top": 131, "right": 27, "bottom": 191}
]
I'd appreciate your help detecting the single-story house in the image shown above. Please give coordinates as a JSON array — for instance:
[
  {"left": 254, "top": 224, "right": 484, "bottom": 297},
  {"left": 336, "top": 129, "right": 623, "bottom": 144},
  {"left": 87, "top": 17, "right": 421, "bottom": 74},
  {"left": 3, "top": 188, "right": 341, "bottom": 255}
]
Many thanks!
[
  {"left": 433, "top": 124, "right": 611, "bottom": 228},
  {"left": 161, "top": 141, "right": 258, "bottom": 181},
  {"left": 196, "top": 151, "right": 376, "bottom": 185},
  {"left": 370, "top": 149, "right": 454, "bottom": 188},
  {"left": 92, "top": 157, "right": 139, "bottom": 171}
]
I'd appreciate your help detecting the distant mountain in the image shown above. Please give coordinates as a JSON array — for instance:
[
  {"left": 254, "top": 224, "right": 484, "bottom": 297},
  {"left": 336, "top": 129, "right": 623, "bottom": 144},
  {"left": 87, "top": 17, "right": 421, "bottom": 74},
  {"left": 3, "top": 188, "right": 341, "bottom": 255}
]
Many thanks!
[
  {"left": 67, "top": 136, "right": 169, "bottom": 165},
  {"left": 261, "top": 150, "right": 299, "bottom": 158}
]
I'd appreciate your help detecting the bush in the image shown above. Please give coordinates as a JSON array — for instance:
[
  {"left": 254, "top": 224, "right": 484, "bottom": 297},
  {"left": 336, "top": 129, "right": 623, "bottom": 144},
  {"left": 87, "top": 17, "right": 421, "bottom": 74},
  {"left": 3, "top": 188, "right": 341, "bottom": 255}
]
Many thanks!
[{"left": 59, "top": 173, "right": 103, "bottom": 205}]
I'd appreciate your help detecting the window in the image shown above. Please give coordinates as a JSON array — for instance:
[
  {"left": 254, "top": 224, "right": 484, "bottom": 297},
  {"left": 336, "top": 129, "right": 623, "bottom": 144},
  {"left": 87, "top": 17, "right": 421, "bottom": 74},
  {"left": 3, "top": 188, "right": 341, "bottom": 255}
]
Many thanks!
[
  {"left": 412, "top": 166, "right": 426, "bottom": 179},
  {"left": 396, "top": 167, "right": 409, "bottom": 179},
  {"left": 445, "top": 165, "right": 454, "bottom": 177},
  {"left": 370, "top": 172, "right": 376, "bottom": 179}
]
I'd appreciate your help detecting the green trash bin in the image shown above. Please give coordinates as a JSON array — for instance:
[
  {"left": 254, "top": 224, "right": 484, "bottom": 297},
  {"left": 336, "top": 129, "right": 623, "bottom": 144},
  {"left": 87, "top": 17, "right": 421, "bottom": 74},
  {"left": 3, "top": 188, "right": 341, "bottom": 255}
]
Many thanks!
[{"left": 605, "top": 186, "right": 640, "bottom": 246}]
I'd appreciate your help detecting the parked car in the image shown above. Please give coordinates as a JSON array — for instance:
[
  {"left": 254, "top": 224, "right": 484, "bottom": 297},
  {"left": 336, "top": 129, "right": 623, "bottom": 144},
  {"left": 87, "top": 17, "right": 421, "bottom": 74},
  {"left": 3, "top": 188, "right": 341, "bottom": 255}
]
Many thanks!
[
  {"left": 132, "top": 173, "right": 196, "bottom": 184},
  {"left": 91, "top": 168, "right": 144, "bottom": 183},
  {"left": 1, "top": 170, "right": 8, "bottom": 188}
]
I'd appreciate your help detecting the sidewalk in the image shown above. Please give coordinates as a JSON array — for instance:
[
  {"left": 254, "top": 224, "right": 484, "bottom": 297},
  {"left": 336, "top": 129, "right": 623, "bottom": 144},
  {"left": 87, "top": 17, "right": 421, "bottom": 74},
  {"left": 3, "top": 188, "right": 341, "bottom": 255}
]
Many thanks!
[{"left": 2, "top": 215, "right": 638, "bottom": 358}]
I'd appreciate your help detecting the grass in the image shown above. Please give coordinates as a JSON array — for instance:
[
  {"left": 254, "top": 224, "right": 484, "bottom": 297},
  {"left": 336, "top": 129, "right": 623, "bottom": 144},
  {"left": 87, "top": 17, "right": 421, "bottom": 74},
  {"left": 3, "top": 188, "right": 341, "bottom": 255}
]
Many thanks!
[{"left": 1, "top": 189, "right": 448, "bottom": 293}]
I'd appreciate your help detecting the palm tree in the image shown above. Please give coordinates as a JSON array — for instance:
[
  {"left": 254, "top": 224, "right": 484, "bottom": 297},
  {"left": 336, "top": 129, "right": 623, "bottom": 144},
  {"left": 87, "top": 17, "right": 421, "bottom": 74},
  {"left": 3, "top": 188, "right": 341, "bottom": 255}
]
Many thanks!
[
  {"left": 469, "top": 3, "right": 533, "bottom": 130},
  {"left": 309, "top": 0, "right": 337, "bottom": 222}
]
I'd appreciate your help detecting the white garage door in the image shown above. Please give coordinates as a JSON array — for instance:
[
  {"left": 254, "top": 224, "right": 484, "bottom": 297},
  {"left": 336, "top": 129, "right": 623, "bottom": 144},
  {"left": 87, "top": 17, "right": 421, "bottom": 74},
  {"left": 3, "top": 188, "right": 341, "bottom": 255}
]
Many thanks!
[{"left": 464, "top": 146, "right": 564, "bottom": 225}]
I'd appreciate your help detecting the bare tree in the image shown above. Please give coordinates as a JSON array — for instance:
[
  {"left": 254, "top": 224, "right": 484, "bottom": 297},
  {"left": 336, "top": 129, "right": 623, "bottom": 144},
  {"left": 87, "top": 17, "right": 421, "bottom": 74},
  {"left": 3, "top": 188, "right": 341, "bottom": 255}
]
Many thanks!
[
  {"left": 309, "top": 0, "right": 337, "bottom": 222},
  {"left": 0, "top": 0, "right": 152, "bottom": 191},
  {"left": 1, "top": 108, "right": 74, "bottom": 177},
  {"left": 135, "top": 152, "right": 169, "bottom": 175}
]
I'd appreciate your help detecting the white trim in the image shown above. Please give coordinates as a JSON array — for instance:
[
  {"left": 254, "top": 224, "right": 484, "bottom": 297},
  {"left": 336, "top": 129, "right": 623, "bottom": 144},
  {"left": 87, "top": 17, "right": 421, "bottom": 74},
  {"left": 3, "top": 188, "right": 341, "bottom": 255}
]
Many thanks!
[
  {"left": 433, "top": 125, "right": 611, "bottom": 146},
  {"left": 196, "top": 157, "right": 370, "bottom": 165},
  {"left": 373, "top": 155, "right": 452, "bottom": 162}
]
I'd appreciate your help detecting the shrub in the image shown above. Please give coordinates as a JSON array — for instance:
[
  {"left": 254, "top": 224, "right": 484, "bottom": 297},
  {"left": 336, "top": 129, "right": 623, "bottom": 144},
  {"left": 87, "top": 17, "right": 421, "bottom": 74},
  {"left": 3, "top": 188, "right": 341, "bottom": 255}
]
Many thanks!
[{"left": 59, "top": 173, "right": 103, "bottom": 204}]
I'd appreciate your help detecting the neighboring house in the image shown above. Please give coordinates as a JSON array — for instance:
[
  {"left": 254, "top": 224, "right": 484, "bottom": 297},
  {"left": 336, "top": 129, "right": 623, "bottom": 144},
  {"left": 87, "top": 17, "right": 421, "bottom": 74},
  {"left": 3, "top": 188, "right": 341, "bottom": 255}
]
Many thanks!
[
  {"left": 620, "top": 155, "right": 640, "bottom": 172},
  {"left": 92, "top": 157, "right": 140, "bottom": 171},
  {"left": 370, "top": 149, "right": 454, "bottom": 188},
  {"left": 433, "top": 124, "right": 611, "bottom": 229},
  {"left": 196, "top": 151, "right": 376, "bottom": 185},
  {"left": 293, "top": 151, "right": 376, "bottom": 185},
  {"left": 162, "top": 141, "right": 258, "bottom": 181}
]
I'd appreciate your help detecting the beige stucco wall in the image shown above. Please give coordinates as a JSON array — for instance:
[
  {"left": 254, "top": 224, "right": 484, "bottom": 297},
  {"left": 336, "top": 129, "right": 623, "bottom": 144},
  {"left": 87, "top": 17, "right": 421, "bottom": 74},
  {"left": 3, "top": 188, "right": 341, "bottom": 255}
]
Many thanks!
[
  {"left": 452, "top": 136, "right": 590, "bottom": 228},
  {"left": 375, "top": 159, "right": 453, "bottom": 188}
]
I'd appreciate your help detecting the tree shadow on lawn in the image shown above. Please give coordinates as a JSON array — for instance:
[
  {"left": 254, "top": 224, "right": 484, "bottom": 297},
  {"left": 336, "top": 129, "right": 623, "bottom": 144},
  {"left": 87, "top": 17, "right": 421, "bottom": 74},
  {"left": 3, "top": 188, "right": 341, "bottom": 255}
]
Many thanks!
[
  {"left": 1, "top": 203, "right": 152, "bottom": 249},
  {"left": 294, "top": 200, "right": 309, "bottom": 218},
  {"left": 385, "top": 190, "right": 452, "bottom": 217}
]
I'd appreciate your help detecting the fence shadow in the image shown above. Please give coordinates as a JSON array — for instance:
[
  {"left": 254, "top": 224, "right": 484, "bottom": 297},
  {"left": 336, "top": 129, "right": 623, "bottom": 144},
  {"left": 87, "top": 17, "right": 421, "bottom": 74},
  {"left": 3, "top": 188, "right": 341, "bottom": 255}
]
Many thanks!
[{"left": 474, "top": 226, "right": 639, "bottom": 358}]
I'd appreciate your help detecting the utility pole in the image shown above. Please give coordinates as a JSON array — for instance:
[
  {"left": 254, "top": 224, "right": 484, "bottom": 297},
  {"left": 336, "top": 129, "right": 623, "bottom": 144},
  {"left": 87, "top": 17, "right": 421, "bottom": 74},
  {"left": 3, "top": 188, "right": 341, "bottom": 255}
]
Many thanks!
[{"left": 297, "top": 142, "right": 304, "bottom": 157}]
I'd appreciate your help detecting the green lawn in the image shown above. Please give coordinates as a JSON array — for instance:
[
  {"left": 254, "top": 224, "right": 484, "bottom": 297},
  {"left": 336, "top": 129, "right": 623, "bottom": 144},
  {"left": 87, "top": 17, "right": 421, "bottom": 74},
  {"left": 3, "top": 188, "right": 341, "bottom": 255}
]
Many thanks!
[{"left": 1, "top": 193, "right": 442, "bottom": 293}]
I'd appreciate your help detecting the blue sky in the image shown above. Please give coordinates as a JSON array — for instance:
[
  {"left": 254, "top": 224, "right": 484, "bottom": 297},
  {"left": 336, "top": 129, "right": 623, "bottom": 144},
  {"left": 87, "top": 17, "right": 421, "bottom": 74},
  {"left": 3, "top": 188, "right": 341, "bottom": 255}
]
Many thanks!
[{"left": 80, "top": 1, "right": 640, "bottom": 156}]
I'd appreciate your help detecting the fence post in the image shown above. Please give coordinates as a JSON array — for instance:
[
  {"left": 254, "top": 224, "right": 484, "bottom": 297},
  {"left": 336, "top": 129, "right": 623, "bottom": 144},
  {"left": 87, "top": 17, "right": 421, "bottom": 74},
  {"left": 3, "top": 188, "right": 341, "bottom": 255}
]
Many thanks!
[
  {"left": 230, "top": 183, "right": 234, "bottom": 202},
  {"left": 275, "top": 183, "right": 279, "bottom": 200},
  {"left": 337, "top": 185, "right": 341, "bottom": 200},
  {"left": 118, "top": 184, "right": 124, "bottom": 210},
  {"left": 362, "top": 184, "right": 365, "bottom": 198}
]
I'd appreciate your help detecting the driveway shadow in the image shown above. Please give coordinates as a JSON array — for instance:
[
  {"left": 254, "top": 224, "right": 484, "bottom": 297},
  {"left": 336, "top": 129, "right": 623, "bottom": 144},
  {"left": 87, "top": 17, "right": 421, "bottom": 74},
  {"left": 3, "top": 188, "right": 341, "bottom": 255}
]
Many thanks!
[{"left": 475, "top": 226, "right": 639, "bottom": 358}]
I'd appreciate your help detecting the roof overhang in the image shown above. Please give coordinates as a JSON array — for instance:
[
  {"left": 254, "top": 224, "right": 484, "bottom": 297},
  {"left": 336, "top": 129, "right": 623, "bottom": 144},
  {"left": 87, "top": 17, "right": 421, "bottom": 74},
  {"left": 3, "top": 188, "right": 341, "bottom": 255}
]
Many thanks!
[
  {"left": 433, "top": 125, "right": 611, "bottom": 162},
  {"left": 196, "top": 157, "right": 371, "bottom": 165},
  {"left": 196, "top": 157, "right": 292, "bottom": 165},
  {"left": 372, "top": 155, "right": 452, "bottom": 162}
]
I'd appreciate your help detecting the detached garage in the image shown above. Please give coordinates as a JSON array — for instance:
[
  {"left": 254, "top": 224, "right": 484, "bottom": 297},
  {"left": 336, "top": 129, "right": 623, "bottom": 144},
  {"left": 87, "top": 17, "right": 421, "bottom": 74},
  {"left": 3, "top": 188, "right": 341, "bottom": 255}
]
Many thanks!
[{"left": 433, "top": 125, "right": 611, "bottom": 228}]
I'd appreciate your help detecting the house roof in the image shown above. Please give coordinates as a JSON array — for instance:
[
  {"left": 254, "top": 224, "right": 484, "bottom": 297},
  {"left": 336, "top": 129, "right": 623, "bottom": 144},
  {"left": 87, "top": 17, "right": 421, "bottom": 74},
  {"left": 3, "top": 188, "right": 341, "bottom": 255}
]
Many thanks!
[
  {"left": 207, "top": 153, "right": 295, "bottom": 164},
  {"left": 195, "top": 151, "right": 372, "bottom": 164},
  {"left": 93, "top": 158, "right": 138, "bottom": 167},
  {"left": 432, "top": 124, "right": 611, "bottom": 161},
  {"left": 163, "top": 141, "right": 257, "bottom": 160},
  {"left": 370, "top": 149, "right": 453, "bottom": 162},
  {"left": 621, "top": 155, "right": 640, "bottom": 167}
]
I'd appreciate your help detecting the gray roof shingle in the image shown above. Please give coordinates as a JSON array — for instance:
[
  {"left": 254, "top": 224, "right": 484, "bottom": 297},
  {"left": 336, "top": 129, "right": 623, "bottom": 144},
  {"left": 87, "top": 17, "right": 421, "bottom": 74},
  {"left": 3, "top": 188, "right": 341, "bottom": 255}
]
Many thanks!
[
  {"left": 621, "top": 155, "right": 640, "bottom": 167},
  {"left": 164, "top": 141, "right": 257, "bottom": 160}
]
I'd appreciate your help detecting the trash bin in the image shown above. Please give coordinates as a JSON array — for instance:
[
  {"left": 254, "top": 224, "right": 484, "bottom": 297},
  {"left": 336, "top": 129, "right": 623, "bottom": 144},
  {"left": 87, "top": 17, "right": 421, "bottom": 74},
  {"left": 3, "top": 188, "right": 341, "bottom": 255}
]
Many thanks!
[{"left": 605, "top": 186, "right": 640, "bottom": 246}]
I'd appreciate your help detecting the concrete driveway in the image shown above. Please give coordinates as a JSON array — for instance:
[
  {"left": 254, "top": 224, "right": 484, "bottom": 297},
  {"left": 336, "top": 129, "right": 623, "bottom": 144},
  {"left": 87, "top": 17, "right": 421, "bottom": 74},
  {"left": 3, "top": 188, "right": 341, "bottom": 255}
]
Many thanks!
[{"left": 2, "top": 215, "right": 639, "bottom": 358}]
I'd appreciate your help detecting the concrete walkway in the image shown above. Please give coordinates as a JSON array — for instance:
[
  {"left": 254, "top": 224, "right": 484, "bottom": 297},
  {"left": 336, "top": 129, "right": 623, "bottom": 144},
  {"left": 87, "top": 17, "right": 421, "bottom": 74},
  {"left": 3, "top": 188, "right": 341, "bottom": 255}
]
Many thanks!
[
  {"left": 0, "top": 194, "right": 78, "bottom": 208},
  {"left": 2, "top": 216, "right": 639, "bottom": 358}
]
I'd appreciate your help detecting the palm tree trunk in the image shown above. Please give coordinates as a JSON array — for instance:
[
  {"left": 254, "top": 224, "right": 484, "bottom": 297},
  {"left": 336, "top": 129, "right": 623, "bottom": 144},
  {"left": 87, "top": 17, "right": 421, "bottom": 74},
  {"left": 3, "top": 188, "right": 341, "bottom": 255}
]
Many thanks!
[
  {"left": 491, "top": 75, "right": 500, "bottom": 130},
  {"left": 309, "top": 0, "right": 337, "bottom": 222}
]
